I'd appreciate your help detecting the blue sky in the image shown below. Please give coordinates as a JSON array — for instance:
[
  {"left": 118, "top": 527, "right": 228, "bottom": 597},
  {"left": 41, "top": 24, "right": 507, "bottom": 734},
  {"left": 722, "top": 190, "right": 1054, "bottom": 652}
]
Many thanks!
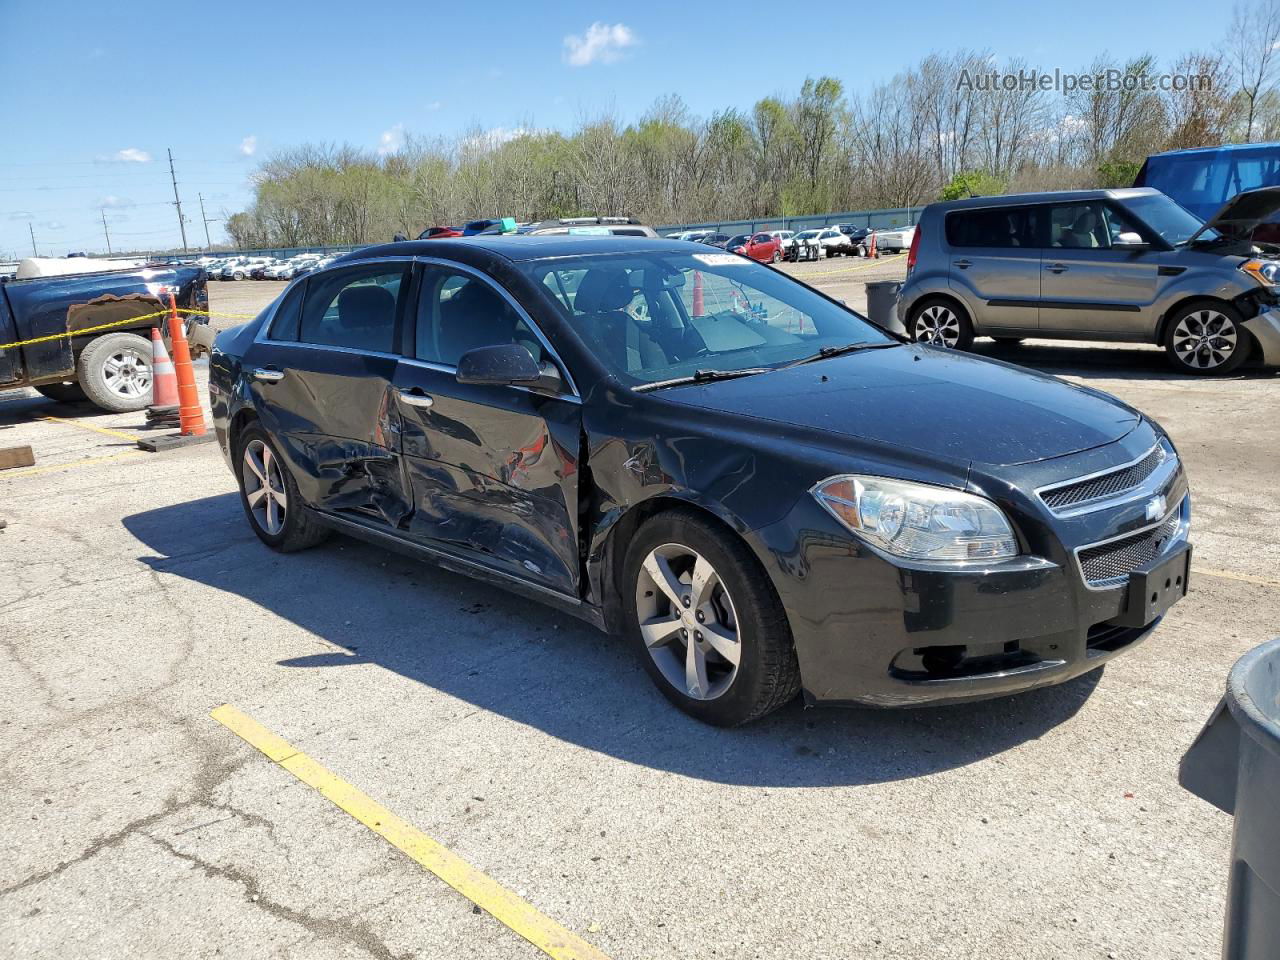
[{"left": 0, "top": 0, "right": 1228, "bottom": 256}]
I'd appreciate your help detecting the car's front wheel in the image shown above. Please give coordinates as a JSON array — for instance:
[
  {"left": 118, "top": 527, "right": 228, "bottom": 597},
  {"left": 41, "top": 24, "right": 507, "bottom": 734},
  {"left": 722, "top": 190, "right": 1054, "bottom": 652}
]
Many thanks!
[
  {"left": 1164, "top": 300, "right": 1252, "bottom": 375},
  {"left": 77, "top": 331, "right": 153, "bottom": 412},
  {"left": 908, "top": 297, "right": 974, "bottom": 350},
  {"left": 235, "top": 425, "right": 330, "bottom": 552},
  {"left": 623, "top": 510, "right": 800, "bottom": 726}
]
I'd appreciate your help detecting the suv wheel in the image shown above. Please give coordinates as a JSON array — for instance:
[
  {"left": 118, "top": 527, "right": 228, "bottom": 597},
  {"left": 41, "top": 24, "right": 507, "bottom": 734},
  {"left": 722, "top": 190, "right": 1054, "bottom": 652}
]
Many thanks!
[
  {"left": 235, "top": 425, "right": 331, "bottom": 552},
  {"left": 623, "top": 510, "right": 800, "bottom": 726},
  {"left": 77, "top": 332, "right": 153, "bottom": 412},
  {"left": 909, "top": 298, "right": 974, "bottom": 350},
  {"left": 1164, "top": 301, "right": 1251, "bottom": 375}
]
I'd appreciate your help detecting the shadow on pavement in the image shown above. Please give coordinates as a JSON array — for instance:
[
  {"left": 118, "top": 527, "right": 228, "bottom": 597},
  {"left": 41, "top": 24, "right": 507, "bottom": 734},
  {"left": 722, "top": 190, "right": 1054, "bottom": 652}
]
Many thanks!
[
  {"left": 125, "top": 492, "right": 1103, "bottom": 787},
  {"left": 968, "top": 339, "right": 1279, "bottom": 382}
]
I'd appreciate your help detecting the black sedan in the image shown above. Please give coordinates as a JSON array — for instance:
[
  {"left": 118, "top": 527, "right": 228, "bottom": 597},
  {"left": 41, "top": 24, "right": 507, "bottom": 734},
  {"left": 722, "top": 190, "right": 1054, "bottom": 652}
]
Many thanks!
[{"left": 209, "top": 236, "right": 1192, "bottom": 725}]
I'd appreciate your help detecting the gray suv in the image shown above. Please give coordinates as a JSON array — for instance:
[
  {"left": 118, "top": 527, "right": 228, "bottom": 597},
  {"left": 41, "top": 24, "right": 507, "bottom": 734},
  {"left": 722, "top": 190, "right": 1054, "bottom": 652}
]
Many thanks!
[{"left": 898, "top": 187, "right": 1280, "bottom": 374}]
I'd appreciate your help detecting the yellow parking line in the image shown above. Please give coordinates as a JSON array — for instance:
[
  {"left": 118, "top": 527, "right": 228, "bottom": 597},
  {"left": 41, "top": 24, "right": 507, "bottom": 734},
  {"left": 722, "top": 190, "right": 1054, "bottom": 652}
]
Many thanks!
[
  {"left": 210, "top": 705, "right": 612, "bottom": 960},
  {"left": 1, "top": 450, "right": 146, "bottom": 478},
  {"left": 1193, "top": 566, "right": 1280, "bottom": 589},
  {"left": 790, "top": 253, "right": 904, "bottom": 280},
  {"left": 36, "top": 413, "right": 140, "bottom": 443}
]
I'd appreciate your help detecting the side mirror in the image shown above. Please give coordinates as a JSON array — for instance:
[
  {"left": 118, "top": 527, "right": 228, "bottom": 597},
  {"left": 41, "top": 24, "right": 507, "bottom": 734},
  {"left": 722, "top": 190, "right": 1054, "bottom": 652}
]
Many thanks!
[
  {"left": 456, "top": 343, "right": 541, "bottom": 386},
  {"left": 1114, "top": 231, "right": 1149, "bottom": 251}
]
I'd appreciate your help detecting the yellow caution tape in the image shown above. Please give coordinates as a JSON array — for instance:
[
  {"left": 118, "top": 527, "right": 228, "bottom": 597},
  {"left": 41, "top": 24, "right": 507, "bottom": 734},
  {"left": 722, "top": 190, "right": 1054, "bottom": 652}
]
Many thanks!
[{"left": 0, "top": 308, "right": 258, "bottom": 352}]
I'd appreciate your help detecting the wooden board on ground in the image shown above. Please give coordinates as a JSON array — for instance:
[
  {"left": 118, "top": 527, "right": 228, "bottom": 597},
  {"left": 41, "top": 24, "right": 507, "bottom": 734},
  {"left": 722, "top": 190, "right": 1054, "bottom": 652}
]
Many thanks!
[{"left": 0, "top": 445, "right": 35, "bottom": 470}]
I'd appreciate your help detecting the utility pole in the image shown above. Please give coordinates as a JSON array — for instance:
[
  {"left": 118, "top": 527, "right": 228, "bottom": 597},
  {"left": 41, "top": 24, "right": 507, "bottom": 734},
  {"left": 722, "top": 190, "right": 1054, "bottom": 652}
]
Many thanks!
[
  {"left": 100, "top": 209, "right": 113, "bottom": 255},
  {"left": 198, "top": 193, "right": 218, "bottom": 251},
  {"left": 28, "top": 222, "right": 37, "bottom": 257},
  {"left": 168, "top": 147, "right": 190, "bottom": 254}
]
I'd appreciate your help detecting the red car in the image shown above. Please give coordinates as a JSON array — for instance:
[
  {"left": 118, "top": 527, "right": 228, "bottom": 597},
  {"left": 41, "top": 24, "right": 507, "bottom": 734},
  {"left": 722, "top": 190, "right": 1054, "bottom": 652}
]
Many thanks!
[
  {"left": 418, "top": 226, "right": 463, "bottom": 239},
  {"left": 727, "top": 232, "right": 783, "bottom": 263}
]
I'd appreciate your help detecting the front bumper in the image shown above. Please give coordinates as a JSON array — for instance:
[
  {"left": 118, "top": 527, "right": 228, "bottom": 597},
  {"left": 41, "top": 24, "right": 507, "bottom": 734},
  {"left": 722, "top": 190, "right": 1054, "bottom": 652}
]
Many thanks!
[
  {"left": 1241, "top": 307, "right": 1280, "bottom": 366},
  {"left": 753, "top": 432, "right": 1191, "bottom": 707}
]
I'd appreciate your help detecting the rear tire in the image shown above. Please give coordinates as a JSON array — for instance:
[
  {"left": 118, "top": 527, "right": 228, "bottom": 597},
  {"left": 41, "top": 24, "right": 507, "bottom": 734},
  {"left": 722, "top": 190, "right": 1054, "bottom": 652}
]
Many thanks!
[
  {"left": 1163, "top": 300, "right": 1252, "bottom": 375},
  {"left": 908, "top": 297, "right": 975, "bottom": 350},
  {"left": 34, "top": 381, "right": 88, "bottom": 404},
  {"left": 76, "top": 332, "right": 153, "bottom": 413},
  {"left": 234, "top": 424, "right": 331, "bottom": 552},
  {"left": 623, "top": 509, "right": 800, "bottom": 726}
]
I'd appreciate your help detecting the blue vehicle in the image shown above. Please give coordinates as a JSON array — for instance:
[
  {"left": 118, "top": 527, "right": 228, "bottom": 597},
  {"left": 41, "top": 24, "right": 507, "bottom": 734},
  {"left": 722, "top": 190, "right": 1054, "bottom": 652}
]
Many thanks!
[{"left": 1134, "top": 142, "right": 1280, "bottom": 223}]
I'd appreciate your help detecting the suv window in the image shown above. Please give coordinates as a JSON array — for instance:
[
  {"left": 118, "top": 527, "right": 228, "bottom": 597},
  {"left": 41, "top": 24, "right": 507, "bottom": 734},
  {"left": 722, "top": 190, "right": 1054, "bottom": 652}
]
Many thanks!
[
  {"left": 1046, "top": 202, "right": 1143, "bottom": 249},
  {"left": 298, "top": 265, "right": 407, "bottom": 352},
  {"left": 946, "top": 207, "right": 1039, "bottom": 248},
  {"left": 416, "top": 267, "right": 543, "bottom": 367}
]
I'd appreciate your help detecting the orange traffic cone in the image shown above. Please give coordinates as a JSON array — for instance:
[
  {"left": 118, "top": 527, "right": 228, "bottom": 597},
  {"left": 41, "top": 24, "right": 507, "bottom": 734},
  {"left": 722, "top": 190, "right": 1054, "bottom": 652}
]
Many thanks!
[
  {"left": 868, "top": 230, "right": 879, "bottom": 259},
  {"left": 166, "top": 294, "right": 206, "bottom": 437},
  {"left": 692, "top": 270, "right": 705, "bottom": 317},
  {"left": 145, "top": 326, "right": 180, "bottom": 427}
]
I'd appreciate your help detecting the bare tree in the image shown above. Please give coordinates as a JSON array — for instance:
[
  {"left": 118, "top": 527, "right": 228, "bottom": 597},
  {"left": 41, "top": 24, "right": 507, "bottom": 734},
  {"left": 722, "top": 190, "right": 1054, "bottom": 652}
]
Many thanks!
[{"left": 1226, "top": 0, "right": 1280, "bottom": 141}]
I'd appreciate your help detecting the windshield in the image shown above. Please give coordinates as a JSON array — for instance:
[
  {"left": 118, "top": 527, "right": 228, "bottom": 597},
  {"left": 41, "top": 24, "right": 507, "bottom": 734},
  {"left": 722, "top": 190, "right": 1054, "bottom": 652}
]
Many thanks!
[
  {"left": 525, "top": 250, "right": 894, "bottom": 387},
  {"left": 796, "top": 230, "right": 819, "bottom": 239},
  {"left": 728, "top": 235, "right": 749, "bottom": 246},
  {"left": 1122, "top": 192, "right": 1216, "bottom": 245}
]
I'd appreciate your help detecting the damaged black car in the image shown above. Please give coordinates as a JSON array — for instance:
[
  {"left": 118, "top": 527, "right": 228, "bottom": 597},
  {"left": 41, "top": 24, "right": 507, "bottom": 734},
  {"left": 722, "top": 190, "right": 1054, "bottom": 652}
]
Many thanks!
[{"left": 209, "top": 236, "right": 1192, "bottom": 725}]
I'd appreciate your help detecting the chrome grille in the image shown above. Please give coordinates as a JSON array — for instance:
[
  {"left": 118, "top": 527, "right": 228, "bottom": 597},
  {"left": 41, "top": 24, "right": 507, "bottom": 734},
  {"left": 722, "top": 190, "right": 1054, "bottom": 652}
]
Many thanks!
[
  {"left": 1077, "top": 507, "right": 1183, "bottom": 587},
  {"left": 1041, "top": 444, "right": 1167, "bottom": 511}
]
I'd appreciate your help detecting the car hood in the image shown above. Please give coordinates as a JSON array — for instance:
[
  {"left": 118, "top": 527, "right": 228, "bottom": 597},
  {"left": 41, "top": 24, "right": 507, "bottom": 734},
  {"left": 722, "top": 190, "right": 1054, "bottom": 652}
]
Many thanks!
[
  {"left": 666, "top": 345, "right": 1140, "bottom": 467},
  {"left": 1188, "top": 185, "right": 1280, "bottom": 245}
]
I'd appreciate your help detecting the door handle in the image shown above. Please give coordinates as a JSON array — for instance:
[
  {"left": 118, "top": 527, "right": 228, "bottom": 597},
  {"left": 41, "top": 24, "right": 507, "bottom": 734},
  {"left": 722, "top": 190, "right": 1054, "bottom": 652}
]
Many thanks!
[
  {"left": 953, "top": 259, "right": 972, "bottom": 269},
  {"left": 250, "top": 367, "right": 284, "bottom": 383},
  {"left": 398, "top": 388, "right": 433, "bottom": 408},
  {"left": 1045, "top": 263, "right": 1068, "bottom": 273}
]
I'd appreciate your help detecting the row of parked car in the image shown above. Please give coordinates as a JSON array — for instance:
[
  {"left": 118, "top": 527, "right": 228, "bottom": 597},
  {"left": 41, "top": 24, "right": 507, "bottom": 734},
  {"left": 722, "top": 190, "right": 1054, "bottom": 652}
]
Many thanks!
[
  {"left": 665, "top": 223, "right": 917, "bottom": 262},
  {"left": 198, "top": 252, "right": 351, "bottom": 281}
]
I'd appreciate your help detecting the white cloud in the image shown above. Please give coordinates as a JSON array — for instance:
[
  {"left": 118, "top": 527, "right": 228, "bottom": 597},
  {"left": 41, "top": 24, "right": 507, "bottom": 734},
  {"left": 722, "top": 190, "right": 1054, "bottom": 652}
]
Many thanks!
[
  {"left": 42, "top": 221, "right": 64, "bottom": 230},
  {"left": 97, "top": 147, "right": 152, "bottom": 163},
  {"left": 463, "top": 126, "right": 533, "bottom": 152},
  {"left": 99, "top": 195, "right": 134, "bottom": 209},
  {"left": 239, "top": 135, "right": 257, "bottom": 157},
  {"left": 377, "top": 123, "right": 405, "bottom": 156},
  {"left": 7, "top": 210, "right": 32, "bottom": 221},
  {"left": 425, "top": 100, "right": 443, "bottom": 111},
  {"left": 563, "top": 22, "right": 637, "bottom": 67}
]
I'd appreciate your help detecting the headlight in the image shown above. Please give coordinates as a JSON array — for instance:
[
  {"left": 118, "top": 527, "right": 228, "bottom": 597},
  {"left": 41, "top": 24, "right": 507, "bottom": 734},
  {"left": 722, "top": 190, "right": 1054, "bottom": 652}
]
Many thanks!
[
  {"left": 811, "top": 475, "right": 1018, "bottom": 561},
  {"left": 1240, "top": 259, "right": 1280, "bottom": 286}
]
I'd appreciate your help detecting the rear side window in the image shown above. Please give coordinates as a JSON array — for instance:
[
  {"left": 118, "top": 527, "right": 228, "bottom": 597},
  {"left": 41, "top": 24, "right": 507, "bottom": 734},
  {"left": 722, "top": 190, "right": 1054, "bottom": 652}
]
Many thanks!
[
  {"left": 267, "top": 283, "right": 305, "bottom": 341},
  {"left": 298, "top": 265, "right": 408, "bottom": 352},
  {"left": 946, "top": 207, "right": 1040, "bottom": 249}
]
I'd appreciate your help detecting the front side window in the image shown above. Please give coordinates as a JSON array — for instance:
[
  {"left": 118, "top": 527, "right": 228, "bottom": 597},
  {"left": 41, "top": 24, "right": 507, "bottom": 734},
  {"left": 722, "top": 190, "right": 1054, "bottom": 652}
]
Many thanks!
[
  {"left": 416, "top": 267, "right": 544, "bottom": 367},
  {"left": 297, "top": 265, "right": 407, "bottom": 352},
  {"left": 527, "top": 252, "right": 894, "bottom": 386},
  {"left": 1047, "top": 203, "right": 1118, "bottom": 249}
]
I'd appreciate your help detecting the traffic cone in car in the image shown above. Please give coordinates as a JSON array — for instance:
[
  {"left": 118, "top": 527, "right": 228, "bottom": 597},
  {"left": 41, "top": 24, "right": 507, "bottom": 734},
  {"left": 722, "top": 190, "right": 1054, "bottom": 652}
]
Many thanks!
[
  {"left": 692, "top": 270, "right": 705, "bottom": 317},
  {"left": 167, "top": 294, "right": 206, "bottom": 437},
  {"left": 145, "top": 326, "right": 180, "bottom": 427}
]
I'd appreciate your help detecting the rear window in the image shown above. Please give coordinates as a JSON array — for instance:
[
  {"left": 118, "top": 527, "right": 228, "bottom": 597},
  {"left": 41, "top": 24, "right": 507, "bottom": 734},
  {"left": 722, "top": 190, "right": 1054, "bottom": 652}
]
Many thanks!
[{"left": 945, "top": 207, "right": 1039, "bottom": 249}]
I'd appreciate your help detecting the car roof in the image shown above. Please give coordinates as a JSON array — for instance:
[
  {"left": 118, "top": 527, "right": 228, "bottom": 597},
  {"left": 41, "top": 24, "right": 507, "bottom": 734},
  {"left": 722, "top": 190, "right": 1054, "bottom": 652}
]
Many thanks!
[
  {"left": 335, "top": 235, "right": 705, "bottom": 265},
  {"left": 926, "top": 187, "right": 1164, "bottom": 211},
  {"left": 1146, "top": 141, "right": 1280, "bottom": 158}
]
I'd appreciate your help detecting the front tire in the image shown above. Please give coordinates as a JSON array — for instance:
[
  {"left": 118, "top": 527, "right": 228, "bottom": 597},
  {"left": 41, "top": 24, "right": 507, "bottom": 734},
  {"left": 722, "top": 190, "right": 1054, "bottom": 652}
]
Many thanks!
[
  {"left": 1164, "top": 300, "right": 1252, "bottom": 375},
  {"left": 76, "top": 332, "right": 153, "bottom": 412},
  {"left": 908, "top": 297, "right": 975, "bottom": 350},
  {"left": 235, "top": 425, "right": 331, "bottom": 552},
  {"left": 623, "top": 510, "right": 800, "bottom": 726}
]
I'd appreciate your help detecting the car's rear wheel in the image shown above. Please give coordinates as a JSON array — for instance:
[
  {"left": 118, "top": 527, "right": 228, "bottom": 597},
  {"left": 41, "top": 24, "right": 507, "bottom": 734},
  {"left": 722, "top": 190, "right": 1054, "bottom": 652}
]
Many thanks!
[
  {"left": 771, "top": 249, "right": 781, "bottom": 263},
  {"left": 235, "top": 425, "right": 330, "bottom": 552},
  {"left": 76, "top": 332, "right": 153, "bottom": 412},
  {"left": 1164, "top": 300, "right": 1252, "bottom": 375},
  {"left": 34, "top": 381, "right": 88, "bottom": 404},
  {"left": 623, "top": 510, "right": 800, "bottom": 726},
  {"left": 909, "top": 297, "right": 974, "bottom": 350}
]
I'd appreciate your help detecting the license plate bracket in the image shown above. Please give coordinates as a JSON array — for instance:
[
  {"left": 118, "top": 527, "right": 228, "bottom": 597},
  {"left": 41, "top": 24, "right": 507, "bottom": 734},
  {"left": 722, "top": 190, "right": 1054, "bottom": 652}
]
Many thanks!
[{"left": 1115, "top": 543, "right": 1192, "bottom": 628}]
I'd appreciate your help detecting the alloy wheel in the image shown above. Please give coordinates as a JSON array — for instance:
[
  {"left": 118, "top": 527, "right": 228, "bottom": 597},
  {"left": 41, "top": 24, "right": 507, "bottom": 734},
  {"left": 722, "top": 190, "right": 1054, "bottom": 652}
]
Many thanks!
[
  {"left": 241, "top": 439, "right": 288, "bottom": 536},
  {"left": 102, "top": 347, "right": 151, "bottom": 399},
  {"left": 1172, "top": 309, "right": 1238, "bottom": 370},
  {"left": 913, "top": 304, "right": 961, "bottom": 347},
  {"left": 635, "top": 543, "right": 741, "bottom": 701}
]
